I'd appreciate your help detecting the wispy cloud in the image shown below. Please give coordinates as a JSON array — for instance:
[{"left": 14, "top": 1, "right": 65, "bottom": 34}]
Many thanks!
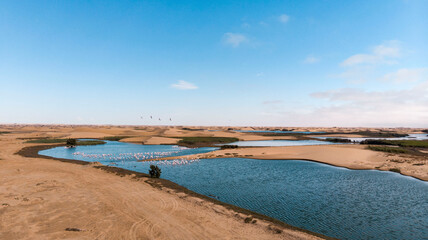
[
  {"left": 341, "top": 40, "right": 401, "bottom": 66},
  {"left": 278, "top": 14, "right": 290, "bottom": 23},
  {"left": 380, "top": 68, "right": 427, "bottom": 83},
  {"left": 332, "top": 66, "right": 374, "bottom": 84},
  {"left": 304, "top": 56, "right": 320, "bottom": 64},
  {"left": 306, "top": 81, "right": 428, "bottom": 126},
  {"left": 171, "top": 80, "right": 198, "bottom": 90},
  {"left": 263, "top": 100, "right": 282, "bottom": 105},
  {"left": 223, "top": 33, "right": 247, "bottom": 47}
]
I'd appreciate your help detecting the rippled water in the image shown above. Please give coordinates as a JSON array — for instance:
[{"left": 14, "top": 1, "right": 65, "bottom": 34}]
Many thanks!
[
  {"left": 40, "top": 141, "right": 428, "bottom": 240},
  {"left": 223, "top": 139, "right": 340, "bottom": 147}
]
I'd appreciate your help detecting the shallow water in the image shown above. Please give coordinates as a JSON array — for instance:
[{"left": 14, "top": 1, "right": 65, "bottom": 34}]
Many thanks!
[
  {"left": 40, "top": 140, "right": 217, "bottom": 163},
  {"left": 222, "top": 139, "right": 339, "bottom": 147},
  {"left": 40, "top": 141, "right": 428, "bottom": 240},
  {"left": 314, "top": 133, "right": 428, "bottom": 142}
]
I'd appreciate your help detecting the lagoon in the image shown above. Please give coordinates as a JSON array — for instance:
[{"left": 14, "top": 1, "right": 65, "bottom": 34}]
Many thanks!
[
  {"left": 39, "top": 141, "right": 428, "bottom": 240},
  {"left": 222, "top": 139, "right": 339, "bottom": 147}
]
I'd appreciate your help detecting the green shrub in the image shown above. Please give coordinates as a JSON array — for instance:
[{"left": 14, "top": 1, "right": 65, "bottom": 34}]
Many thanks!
[
  {"left": 367, "top": 146, "right": 409, "bottom": 154},
  {"left": 102, "top": 136, "right": 132, "bottom": 141},
  {"left": 325, "top": 138, "right": 352, "bottom": 143},
  {"left": 66, "top": 138, "right": 77, "bottom": 147},
  {"left": 149, "top": 165, "right": 162, "bottom": 178},
  {"left": 361, "top": 139, "right": 428, "bottom": 148},
  {"left": 77, "top": 140, "right": 106, "bottom": 146},
  {"left": 26, "top": 138, "right": 68, "bottom": 143},
  {"left": 177, "top": 137, "right": 238, "bottom": 146},
  {"left": 220, "top": 145, "right": 238, "bottom": 149},
  {"left": 389, "top": 168, "right": 401, "bottom": 173}
]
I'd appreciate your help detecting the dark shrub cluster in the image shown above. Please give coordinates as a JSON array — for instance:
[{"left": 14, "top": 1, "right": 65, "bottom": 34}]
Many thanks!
[
  {"left": 220, "top": 145, "right": 238, "bottom": 149},
  {"left": 66, "top": 138, "right": 77, "bottom": 147},
  {"left": 149, "top": 165, "right": 162, "bottom": 178},
  {"left": 325, "top": 138, "right": 352, "bottom": 143},
  {"left": 367, "top": 146, "right": 409, "bottom": 154}
]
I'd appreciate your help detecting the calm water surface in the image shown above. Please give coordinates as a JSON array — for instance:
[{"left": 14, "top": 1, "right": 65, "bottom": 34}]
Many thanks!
[
  {"left": 40, "top": 141, "right": 428, "bottom": 240},
  {"left": 223, "top": 139, "right": 339, "bottom": 147},
  {"left": 314, "top": 133, "right": 428, "bottom": 142}
]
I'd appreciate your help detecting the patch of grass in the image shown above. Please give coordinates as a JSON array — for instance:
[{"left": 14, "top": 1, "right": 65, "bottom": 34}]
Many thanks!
[
  {"left": 177, "top": 137, "right": 238, "bottom": 147},
  {"left": 26, "top": 138, "right": 68, "bottom": 144},
  {"left": 389, "top": 168, "right": 401, "bottom": 173},
  {"left": 102, "top": 136, "right": 132, "bottom": 141},
  {"left": 367, "top": 145, "right": 410, "bottom": 154},
  {"left": 77, "top": 140, "right": 106, "bottom": 146},
  {"left": 393, "top": 140, "right": 428, "bottom": 148},
  {"left": 355, "top": 131, "right": 408, "bottom": 138},
  {"left": 25, "top": 138, "right": 106, "bottom": 146},
  {"left": 0, "top": 131, "right": 11, "bottom": 134},
  {"left": 361, "top": 139, "right": 428, "bottom": 148}
]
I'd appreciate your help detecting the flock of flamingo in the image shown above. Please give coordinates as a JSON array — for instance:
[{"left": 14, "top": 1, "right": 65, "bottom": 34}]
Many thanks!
[{"left": 70, "top": 146, "right": 201, "bottom": 167}]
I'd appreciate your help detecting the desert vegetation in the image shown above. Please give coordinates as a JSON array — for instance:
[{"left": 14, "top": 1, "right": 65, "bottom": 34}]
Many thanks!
[
  {"left": 325, "top": 138, "right": 353, "bottom": 143},
  {"left": 367, "top": 146, "right": 409, "bottom": 154},
  {"left": 102, "top": 136, "right": 132, "bottom": 141},
  {"left": 176, "top": 137, "right": 239, "bottom": 147},
  {"left": 26, "top": 138, "right": 106, "bottom": 146},
  {"left": 149, "top": 165, "right": 162, "bottom": 178},
  {"left": 220, "top": 145, "right": 239, "bottom": 149},
  {"left": 361, "top": 139, "right": 428, "bottom": 148},
  {"left": 66, "top": 138, "right": 77, "bottom": 147}
]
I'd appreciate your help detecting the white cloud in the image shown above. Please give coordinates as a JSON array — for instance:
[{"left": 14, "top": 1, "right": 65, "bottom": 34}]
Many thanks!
[
  {"left": 305, "top": 81, "right": 428, "bottom": 127},
  {"left": 171, "top": 80, "right": 198, "bottom": 90},
  {"left": 304, "top": 56, "right": 320, "bottom": 64},
  {"left": 223, "top": 33, "right": 247, "bottom": 47},
  {"left": 332, "top": 66, "right": 374, "bottom": 84},
  {"left": 341, "top": 40, "right": 401, "bottom": 66},
  {"left": 278, "top": 14, "right": 290, "bottom": 23},
  {"left": 380, "top": 68, "right": 427, "bottom": 83}
]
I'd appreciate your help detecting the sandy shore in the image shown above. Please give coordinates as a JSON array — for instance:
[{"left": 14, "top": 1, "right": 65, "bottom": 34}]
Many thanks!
[
  {"left": 1, "top": 124, "right": 426, "bottom": 239},
  {"left": 0, "top": 127, "right": 326, "bottom": 240}
]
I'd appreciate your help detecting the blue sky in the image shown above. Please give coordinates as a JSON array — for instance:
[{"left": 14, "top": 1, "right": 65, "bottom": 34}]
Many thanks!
[{"left": 1, "top": 0, "right": 427, "bottom": 127}]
